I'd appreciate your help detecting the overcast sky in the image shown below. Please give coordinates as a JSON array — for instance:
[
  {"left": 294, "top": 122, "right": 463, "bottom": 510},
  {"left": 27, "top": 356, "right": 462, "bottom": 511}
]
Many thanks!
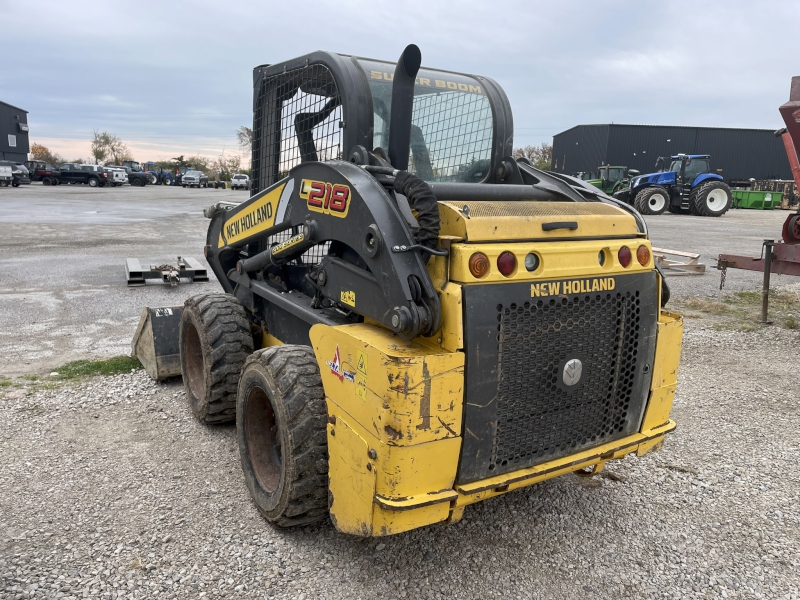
[{"left": 2, "top": 0, "right": 798, "bottom": 162}]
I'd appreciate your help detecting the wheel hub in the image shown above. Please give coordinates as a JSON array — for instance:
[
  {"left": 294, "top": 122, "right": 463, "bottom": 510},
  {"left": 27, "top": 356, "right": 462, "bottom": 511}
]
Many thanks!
[{"left": 244, "top": 387, "right": 282, "bottom": 494}]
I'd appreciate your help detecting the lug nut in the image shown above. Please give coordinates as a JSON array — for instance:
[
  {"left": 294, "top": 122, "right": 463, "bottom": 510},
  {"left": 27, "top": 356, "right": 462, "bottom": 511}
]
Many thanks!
[{"left": 368, "top": 449, "right": 377, "bottom": 460}]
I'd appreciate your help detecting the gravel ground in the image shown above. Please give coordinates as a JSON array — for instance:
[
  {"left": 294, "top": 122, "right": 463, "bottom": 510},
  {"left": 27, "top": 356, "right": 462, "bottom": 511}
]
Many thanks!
[{"left": 2, "top": 318, "right": 799, "bottom": 600}]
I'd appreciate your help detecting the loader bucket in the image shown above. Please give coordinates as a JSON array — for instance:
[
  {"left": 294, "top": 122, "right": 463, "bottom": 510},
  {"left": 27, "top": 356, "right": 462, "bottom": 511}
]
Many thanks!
[{"left": 131, "top": 306, "right": 183, "bottom": 381}]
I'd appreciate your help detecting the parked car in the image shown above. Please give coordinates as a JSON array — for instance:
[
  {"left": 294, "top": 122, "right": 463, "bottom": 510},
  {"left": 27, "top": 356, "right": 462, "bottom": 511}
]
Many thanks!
[
  {"left": 26, "top": 162, "right": 60, "bottom": 185},
  {"left": 182, "top": 170, "right": 208, "bottom": 188},
  {"left": 0, "top": 161, "right": 31, "bottom": 186},
  {"left": 0, "top": 164, "right": 12, "bottom": 187},
  {"left": 231, "top": 174, "right": 250, "bottom": 190},
  {"left": 105, "top": 167, "right": 129, "bottom": 186},
  {"left": 56, "top": 163, "right": 109, "bottom": 187},
  {"left": 110, "top": 165, "right": 150, "bottom": 187}
]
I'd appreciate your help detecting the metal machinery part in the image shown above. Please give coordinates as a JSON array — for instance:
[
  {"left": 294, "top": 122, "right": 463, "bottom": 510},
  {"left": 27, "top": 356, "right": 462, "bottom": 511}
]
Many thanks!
[
  {"left": 156, "top": 45, "right": 684, "bottom": 536},
  {"left": 125, "top": 257, "right": 208, "bottom": 286},
  {"left": 717, "top": 76, "right": 800, "bottom": 321}
]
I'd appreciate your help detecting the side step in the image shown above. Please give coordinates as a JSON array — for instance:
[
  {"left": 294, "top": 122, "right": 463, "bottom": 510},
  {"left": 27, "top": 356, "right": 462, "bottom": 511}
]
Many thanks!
[
  {"left": 131, "top": 306, "right": 184, "bottom": 380},
  {"left": 125, "top": 257, "right": 209, "bottom": 286}
]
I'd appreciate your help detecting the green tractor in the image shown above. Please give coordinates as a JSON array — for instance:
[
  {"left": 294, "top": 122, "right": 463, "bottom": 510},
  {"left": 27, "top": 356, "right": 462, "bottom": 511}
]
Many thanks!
[{"left": 587, "top": 165, "right": 639, "bottom": 195}]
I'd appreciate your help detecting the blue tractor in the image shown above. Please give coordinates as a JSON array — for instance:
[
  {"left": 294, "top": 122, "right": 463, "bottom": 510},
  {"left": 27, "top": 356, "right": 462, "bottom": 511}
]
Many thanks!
[
  {"left": 142, "top": 162, "right": 174, "bottom": 186},
  {"left": 614, "top": 154, "right": 732, "bottom": 217}
]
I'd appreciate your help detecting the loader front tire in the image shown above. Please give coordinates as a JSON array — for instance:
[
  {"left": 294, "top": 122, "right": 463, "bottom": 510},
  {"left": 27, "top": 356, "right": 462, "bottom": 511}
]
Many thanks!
[
  {"left": 179, "top": 293, "right": 254, "bottom": 424},
  {"left": 237, "top": 346, "right": 329, "bottom": 527}
]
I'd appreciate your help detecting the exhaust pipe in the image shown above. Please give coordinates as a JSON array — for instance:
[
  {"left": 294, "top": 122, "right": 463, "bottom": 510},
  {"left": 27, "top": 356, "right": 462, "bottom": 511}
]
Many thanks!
[{"left": 387, "top": 44, "right": 422, "bottom": 171}]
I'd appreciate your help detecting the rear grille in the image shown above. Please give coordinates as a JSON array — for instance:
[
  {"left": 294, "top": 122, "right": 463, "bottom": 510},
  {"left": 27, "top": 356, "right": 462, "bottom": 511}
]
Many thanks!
[
  {"left": 458, "top": 272, "right": 657, "bottom": 484},
  {"left": 491, "top": 292, "right": 640, "bottom": 473}
]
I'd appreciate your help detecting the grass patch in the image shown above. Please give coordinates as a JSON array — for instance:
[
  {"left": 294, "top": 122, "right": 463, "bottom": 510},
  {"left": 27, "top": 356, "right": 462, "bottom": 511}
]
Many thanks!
[
  {"left": 55, "top": 356, "right": 142, "bottom": 380},
  {"left": 20, "top": 374, "right": 40, "bottom": 381},
  {"left": 674, "top": 289, "right": 800, "bottom": 331},
  {"left": 0, "top": 380, "right": 12, "bottom": 387}
]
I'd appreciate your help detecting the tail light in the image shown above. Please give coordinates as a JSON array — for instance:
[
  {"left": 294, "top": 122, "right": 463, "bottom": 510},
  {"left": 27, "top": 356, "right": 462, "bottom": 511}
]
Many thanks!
[
  {"left": 637, "top": 245, "right": 651, "bottom": 266},
  {"left": 469, "top": 252, "right": 490, "bottom": 278},
  {"left": 497, "top": 252, "right": 517, "bottom": 277},
  {"left": 618, "top": 246, "right": 632, "bottom": 267}
]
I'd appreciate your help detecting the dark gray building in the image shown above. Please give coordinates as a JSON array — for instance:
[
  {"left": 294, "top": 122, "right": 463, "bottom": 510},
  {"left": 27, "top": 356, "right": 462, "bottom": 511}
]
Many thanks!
[
  {"left": 552, "top": 124, "right": 791, "bottom": 182},
  {"left": 0, "top": 100, "right": 30, "bottom": 162}
]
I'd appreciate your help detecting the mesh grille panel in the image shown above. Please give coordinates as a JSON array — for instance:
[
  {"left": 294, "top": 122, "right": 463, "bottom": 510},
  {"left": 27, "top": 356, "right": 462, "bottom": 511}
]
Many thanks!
[
  {"left": 490, "top": 290, "right": 642, "bottom": 473},
  {"left": 253, "top": 64, "right": 342, "bottom": 194},
  {"left": 410, "top": 91, "right": 493, "bottom": 182}
]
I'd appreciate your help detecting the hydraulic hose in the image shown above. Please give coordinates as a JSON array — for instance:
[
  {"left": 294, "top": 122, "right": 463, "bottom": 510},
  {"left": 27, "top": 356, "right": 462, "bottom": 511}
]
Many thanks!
[{"left": 393, "top": 170, "right": 440, "bottom": 259}]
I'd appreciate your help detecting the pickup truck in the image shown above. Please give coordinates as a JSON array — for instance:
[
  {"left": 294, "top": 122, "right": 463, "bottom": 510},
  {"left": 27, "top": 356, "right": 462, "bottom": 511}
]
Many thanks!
[
  {"left": 181, "top": 170, "right": 208, "bottom": 188},
  {"left": 105, "top": 167, "right": 129, "bottom": 186},
  {"left": 27, "top": 162, "right": 60, "bottom": 185},
  {"left": 112, "top": 165, "right": 150, "bottom": 187},
  {"left": 231, "top": 173, "right": 250, "bottom": 190},
  {"left": 56, "top": 164, "right": 110, "bottom": 187}
]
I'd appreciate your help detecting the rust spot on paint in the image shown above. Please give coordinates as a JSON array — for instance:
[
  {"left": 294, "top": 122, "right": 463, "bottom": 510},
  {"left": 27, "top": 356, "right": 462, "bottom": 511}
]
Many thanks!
[
  {"left": 416, "top": 360, "right": 432, "bottom": 430},
  {"left": 384, "top": 424, "right": 403, "bottom": 440}
]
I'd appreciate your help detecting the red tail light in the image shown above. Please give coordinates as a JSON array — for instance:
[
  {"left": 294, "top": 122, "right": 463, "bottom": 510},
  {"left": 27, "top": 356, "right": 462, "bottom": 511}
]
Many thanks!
[
  {"left": 618, "top": 246, "right": 632, "bottom": 267},
  {"left": 497, "top": 252, "right": 517, "bottom": 276}
]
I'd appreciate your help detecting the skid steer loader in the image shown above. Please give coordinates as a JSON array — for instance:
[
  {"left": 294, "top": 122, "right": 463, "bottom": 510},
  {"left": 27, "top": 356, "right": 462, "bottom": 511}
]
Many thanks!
[{"left": 159, "top": 45, "right": 683, "bottom": 536}]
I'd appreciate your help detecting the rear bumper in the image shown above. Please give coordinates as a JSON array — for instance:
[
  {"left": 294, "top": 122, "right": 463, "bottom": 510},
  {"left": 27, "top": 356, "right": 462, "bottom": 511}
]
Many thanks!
[{"left": 315, "top": 310, "right": 683, "bottom": 537}]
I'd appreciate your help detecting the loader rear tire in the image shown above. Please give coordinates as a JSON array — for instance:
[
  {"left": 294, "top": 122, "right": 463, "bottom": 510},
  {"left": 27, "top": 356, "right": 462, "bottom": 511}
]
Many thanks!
[
  {"left": 633, "top": 187, "right": 668, "bottom": 215},
  {"left": 237, "top": 346, "right": 329, "bottom": 527},
  {"left": 179, "top": 293, "right": 254, "bottom": 424},
  {"left": 690, "top": 181, "right": 732, "bottom": 217}
]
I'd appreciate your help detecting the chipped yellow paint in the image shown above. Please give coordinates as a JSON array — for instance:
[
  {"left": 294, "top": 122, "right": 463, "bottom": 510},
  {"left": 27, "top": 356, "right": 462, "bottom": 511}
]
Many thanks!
[
  {"left": 438, "top": 200, "right": 639, "bottom": 242},
  {"left": 326, "top": 404, "right": 460, "bottom": 536},
  {"left": 450, "top": 420, "right": 676, "bottom": 513},
  {"left": 326, "top": 409, "right": 376, "bottom": 536},
  {"left": 309, "top": 323, "right": 463, "bottom": 446},
  {"left": 641, "top": 311, "right": 683, "bottom": 431}
]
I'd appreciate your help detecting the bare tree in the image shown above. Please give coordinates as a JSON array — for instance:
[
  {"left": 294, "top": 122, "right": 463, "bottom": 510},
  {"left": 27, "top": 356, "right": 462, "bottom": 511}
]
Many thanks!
[
  {"left": 513, "top": 143, "right": 553, "bottom": 171},
  {"left": 90, "top": 130, "right": 107, "bottom": 165},
  {"left": 236, "top": 126, "right": 253, "bottom": 154},
  {"left": 212, "top": 154, "right": 242, "bottom": 180},
  {"left": 92, "top": 131, "right": 132, "bottom": 164}
]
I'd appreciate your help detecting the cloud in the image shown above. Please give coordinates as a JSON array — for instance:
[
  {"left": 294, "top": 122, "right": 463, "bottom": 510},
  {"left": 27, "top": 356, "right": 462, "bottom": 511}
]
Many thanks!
[{"left": 2, "top": 0, "right": 798, "bottom": 156}]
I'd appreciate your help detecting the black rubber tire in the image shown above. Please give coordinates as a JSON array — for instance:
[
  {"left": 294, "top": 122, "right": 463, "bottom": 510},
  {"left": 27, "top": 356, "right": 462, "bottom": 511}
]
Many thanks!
[
  {"left": 633, "top": 187, "right": 669, "bottom": 215},
  {"left": 237, "top": 345, "right": 329, "bottom": 527},
  {"left": 690, "top": 181, "right": 732, "bottom": 217},
  {"left": 88, "top": 177, "right": 99, "bottom": 187},
  {"left": 179, "top": 293, "right": 254, "bottom": 424},
  {"left": 42, "top": 177, "right": 51, "bottom": 186}
]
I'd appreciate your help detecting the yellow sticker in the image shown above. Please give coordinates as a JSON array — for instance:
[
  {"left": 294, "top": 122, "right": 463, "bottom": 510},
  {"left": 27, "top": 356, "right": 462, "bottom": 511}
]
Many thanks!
[
  {"left": 355, "top": 373, "right": 367, "bottom": 402},
  {"left": 356, "top": 350, "right": 368, "bottom": 376},
  {"left": 340, "top": 290, "right": 356, "bottom": 307}
]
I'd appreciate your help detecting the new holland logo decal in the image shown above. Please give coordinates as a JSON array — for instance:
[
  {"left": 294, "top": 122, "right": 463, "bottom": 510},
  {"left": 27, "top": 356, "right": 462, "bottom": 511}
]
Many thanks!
[{"left": 531, "top": 277, "right": 616, "bottom": 298}]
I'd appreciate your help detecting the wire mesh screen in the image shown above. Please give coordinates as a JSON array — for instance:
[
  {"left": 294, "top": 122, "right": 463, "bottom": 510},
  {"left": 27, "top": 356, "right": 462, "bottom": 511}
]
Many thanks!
[
  {"left": 409, "top": 91, "right": 493, "bottom": 182},
  {"left": 253, "top": 64, "right": 342, "bottom": 194}
]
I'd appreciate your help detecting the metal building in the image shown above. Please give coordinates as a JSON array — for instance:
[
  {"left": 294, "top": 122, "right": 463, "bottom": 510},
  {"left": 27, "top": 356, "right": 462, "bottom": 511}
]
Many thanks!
[
  {"left": 552, "top": 124, "right": 791, "bottom": 183},
  {"left": 0, "top": 100, "right": 30, "bottom": 162}
]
